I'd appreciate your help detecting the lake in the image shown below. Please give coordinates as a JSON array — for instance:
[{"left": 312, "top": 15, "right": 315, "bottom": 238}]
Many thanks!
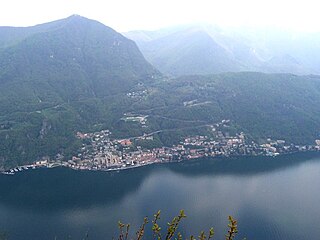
[{"left": 1, "top": 152, "right": 320, "bottom": 239}]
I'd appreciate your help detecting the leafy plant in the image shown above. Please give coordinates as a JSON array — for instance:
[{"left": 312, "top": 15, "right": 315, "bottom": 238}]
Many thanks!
[{"left": 115, "top": 210, "right": 238, "bottom": 240}]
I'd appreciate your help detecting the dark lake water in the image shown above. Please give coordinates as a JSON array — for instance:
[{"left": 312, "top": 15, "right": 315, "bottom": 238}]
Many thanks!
[{"left": 1, "top": 152, "right": 320, "bottom": 240}]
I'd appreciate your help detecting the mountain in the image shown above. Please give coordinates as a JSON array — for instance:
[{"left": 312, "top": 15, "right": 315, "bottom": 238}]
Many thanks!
[
  {"left": 143, "top": 72, "right": 320, "bottom": 145},
  {"left": 263, "top": 54, "right": 304, "bottom": 74},
  {"left": 130, "top": 27, "right": 247, "bottom": 76},
  {"left": 0, "top": 15, "right": 159, "bottom": 98},
  {"left": 1, "top": 17, "right": 320, "bottom": 169},
  {"left": 125, "top": 26, "right": 247, "bottom": 76},
  {"left": 0, "top": 15, "right": 159, "bottom": 169},
  {"left": 124, "top": 25, "right": 320, "bottom": 76}
]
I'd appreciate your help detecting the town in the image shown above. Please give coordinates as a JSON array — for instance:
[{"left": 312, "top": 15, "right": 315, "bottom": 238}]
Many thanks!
[{"left": 4, "top": 119, "right": 320, "bottom": 175}]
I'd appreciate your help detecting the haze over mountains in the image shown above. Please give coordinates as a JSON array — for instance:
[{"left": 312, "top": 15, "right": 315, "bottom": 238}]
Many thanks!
[
  {"left": 1, "top": 15, "right": 320, "bottom": 169},
  {"left": 125, "top": 25, "right": 320, "bottom": 76}
]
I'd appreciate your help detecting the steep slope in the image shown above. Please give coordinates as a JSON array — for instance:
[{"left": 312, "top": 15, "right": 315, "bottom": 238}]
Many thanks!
[
  {"left": 0, "top": 15, "right": 158, "bottom": 99},
  {"left": 0, "top": 15, "right": 159, "bottom": 168}
]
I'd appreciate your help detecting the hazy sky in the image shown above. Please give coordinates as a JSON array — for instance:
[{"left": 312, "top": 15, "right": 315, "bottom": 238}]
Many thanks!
[{"left": 0, "top": 0, "right": 319, "bottom": 32}]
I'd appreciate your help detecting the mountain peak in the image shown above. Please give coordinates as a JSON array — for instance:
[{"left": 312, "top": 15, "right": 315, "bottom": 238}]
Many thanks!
[
  {"left": 68, "top": 14, "right": 82, "bottom": 18},
  {"left": 0, "top": 15, "right": 158, "bottom": 96},
  {"left": 65, "top": 14, "right": 90, "bottom": 22},
  {"left": 63, "top": 14, "right": 98, "bottom": 26}
]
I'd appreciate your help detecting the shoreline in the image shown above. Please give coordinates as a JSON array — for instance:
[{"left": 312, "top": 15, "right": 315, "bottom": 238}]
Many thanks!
[{"left": 2, "top": 150, "right": 320, "bottom": 176}]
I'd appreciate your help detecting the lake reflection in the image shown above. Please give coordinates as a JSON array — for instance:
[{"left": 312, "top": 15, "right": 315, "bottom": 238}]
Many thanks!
[{"left": 0, "top": 152, "right": 320, "bottom": 240}]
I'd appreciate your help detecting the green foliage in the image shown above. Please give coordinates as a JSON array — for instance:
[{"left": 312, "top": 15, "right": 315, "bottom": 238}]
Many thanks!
[
  {"left": 225, "top": 216, "right": 238, "bottom": 240},
  {"left": 141, "top": 73, "right": 320, "bottom": 145},
  {"left": 115, "top": 210, "right": 238, "bottom": 240},
  {"left": 165, "top": 210, "right": 186, "bottom": 240},
  {"left": 0, "top": 16, "right": 159, "bottom": 168},
  {"left": 134, "top": 137, "right": 163, "bottom": 150},
  {"left": 152, "top": 210, "right": 162, "bottom": 240},
  {"left": 2, "top": 70, "right": 320, "bottom": 168}
]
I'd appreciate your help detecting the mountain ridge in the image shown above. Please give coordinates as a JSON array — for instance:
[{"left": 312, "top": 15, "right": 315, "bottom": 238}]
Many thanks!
[{"left": 124, "top": 25, "right": 320, "bottom": 76}]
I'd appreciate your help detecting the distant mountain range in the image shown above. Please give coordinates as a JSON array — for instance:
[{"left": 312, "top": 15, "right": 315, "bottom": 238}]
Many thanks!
[{"left": 124, "top": 25, "right": 320, "bottom": 76}]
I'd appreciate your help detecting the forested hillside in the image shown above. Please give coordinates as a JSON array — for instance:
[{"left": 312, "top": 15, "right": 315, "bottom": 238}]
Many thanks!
[
  {"left": 138, "top": 73, "right": 320, "bottom": 145},
  {"left": 1, "top": 17, "right": 320, "bottom": 169},
  {"left": 0, "top": 15, "right": 159, "bottom": 169}
]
